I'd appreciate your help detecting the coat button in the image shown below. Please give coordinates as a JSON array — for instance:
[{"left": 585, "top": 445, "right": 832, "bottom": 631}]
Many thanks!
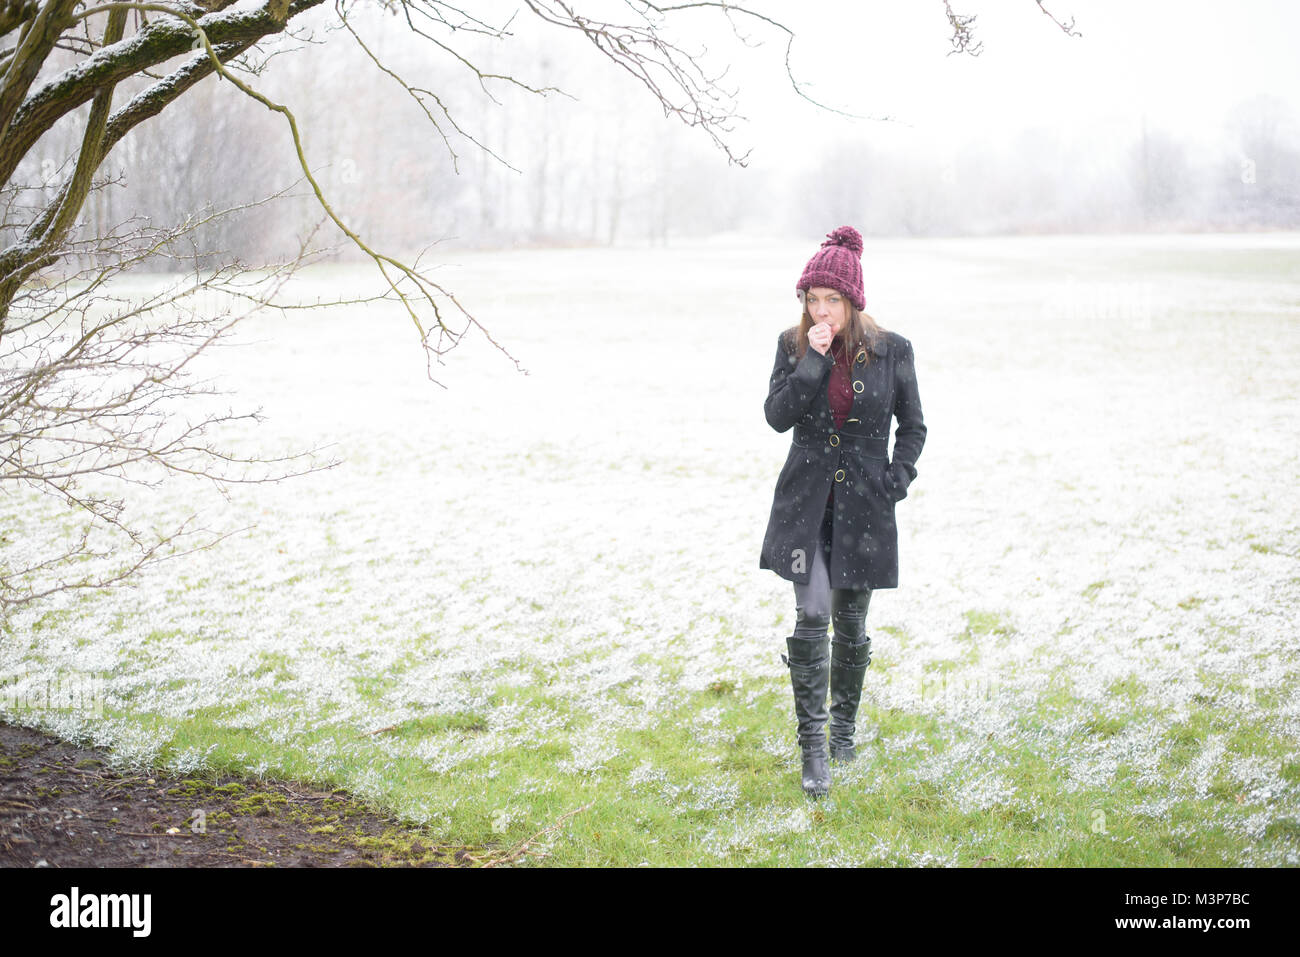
[
  {"left": 829, "top": 434, "right": 840, "bottom": 447},
  {"left": 856, "top": 350, "right": 866, "bottom": 364},
  {"left": 834, "top": 469, "right": 846, "bottom": 483},
  {"left": 853, "top": 380, "right": 864, "bottom": 394}
]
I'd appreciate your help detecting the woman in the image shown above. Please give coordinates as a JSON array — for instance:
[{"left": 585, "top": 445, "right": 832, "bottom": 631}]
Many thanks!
[{"left": 759, "top": 225, "right": 927, "bottom": 798}]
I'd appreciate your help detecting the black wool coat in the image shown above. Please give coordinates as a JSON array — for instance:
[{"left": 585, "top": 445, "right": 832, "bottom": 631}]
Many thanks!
[{"left": 759, "top": 327, "right": 927, "bottom": 589}]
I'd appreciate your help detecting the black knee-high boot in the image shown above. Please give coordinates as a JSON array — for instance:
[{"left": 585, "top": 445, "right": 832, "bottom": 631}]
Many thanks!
[
  {"left": 782, "top": 633, "right": 831, "bottom": 797},
  {"left": 829, "top": 635, "right": 872, "bottom": 762}
]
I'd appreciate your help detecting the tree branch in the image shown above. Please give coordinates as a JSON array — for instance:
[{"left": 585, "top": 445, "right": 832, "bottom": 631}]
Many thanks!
[{"left": 0, "top": 0, "right": 324, "bottom": 189}]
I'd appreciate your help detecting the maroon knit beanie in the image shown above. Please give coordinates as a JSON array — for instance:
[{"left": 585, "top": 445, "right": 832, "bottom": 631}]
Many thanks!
[{"left": 796, "top": 226, "right": 865, "bottom": 311}]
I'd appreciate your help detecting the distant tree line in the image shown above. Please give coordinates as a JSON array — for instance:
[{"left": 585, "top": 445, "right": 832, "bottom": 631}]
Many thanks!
[{"left": 25, "top": 13, "right": 1300, "bottom": 272}]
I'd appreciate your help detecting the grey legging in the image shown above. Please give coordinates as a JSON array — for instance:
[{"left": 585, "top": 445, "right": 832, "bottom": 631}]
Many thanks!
[{"left": 792, "top": 503, "right": 872, "bottom": 641}]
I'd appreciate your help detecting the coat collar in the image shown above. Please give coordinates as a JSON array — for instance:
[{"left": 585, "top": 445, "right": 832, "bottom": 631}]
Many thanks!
[
  {"left": 851, "top": 334, "right": 887, "bottom": 360},
  {"left": 832, "top": 333, "right": 888, "bottom": 364}
]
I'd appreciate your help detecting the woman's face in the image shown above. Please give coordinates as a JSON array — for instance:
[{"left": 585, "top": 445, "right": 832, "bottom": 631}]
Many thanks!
[{"left": 805, "top": 286, "right": 848, "bottom": 335}]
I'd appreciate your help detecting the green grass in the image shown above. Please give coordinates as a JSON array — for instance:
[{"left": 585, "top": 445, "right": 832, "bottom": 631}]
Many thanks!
[
  {"left": 11, "top": 596, "right": 1297, "bottom": 867},
  {"left": 31, "top": 640, "right": 1288, "bottom": 868}
]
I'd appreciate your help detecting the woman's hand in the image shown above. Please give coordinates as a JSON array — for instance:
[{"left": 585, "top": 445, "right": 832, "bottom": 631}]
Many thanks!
[{"left": 808, "top": 322, "right": 833, "bottom": 356}]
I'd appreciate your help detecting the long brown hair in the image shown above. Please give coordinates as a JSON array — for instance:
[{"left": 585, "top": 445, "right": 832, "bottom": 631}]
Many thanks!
[{"left": 790, "top": 292, "right": 886, "bottom": 362}]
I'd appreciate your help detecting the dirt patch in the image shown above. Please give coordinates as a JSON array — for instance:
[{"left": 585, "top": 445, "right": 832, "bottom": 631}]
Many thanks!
[{"left": 0, "top": 721, "right": 480, "bottom": 867}]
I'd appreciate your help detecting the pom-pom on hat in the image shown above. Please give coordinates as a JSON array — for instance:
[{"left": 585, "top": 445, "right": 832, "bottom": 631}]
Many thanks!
[{"left": 797, "top": 226, "right": 865, "bottom": 311}]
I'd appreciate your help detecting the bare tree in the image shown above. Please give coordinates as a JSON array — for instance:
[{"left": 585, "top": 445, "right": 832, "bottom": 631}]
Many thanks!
[
  {"left": 1132, "top": 115, "right": 1192, "bottom": 227},
  {"left": 0, "top": 197, "right": 357, "bottom": 612}
]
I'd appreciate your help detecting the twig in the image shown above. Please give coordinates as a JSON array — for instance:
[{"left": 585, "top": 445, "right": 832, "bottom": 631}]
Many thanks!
[
  {"left": 471, "top": 800, "right": 595, "bottom": 868},
  {"left": 941, "top": 0, "right": 982, "bottom": 57},
  {"left": 1034, "top": 0, "right": 1082, "bottom": 37}
]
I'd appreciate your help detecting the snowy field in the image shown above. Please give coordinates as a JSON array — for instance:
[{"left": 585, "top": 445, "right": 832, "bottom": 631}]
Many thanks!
[{"left": 4, "top": 232, "right": 1299, "bottom": 865}]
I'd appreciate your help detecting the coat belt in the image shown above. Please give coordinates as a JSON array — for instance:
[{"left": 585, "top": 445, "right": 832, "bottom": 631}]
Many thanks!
[{"left": 792, "top": 425, "right": 889, "bottom": 459}]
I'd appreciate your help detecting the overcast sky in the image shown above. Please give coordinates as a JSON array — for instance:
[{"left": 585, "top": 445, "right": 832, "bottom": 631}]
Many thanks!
[{"left": 706, "top": 0, "right": 1300, "bottom": 172}]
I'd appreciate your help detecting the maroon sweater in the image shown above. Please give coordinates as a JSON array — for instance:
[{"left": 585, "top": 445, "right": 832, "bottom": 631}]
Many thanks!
[
  {"left": 824, "top": 339, "right": 854, "bottom": 509},
  {"left": 828, "top": 339, "right": 854, "bottom": 428}
]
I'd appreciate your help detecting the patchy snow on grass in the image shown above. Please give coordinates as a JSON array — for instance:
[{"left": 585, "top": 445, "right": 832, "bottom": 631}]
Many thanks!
[{"left": 3, "top": 234, "right": 1298, "bottom": 864}]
